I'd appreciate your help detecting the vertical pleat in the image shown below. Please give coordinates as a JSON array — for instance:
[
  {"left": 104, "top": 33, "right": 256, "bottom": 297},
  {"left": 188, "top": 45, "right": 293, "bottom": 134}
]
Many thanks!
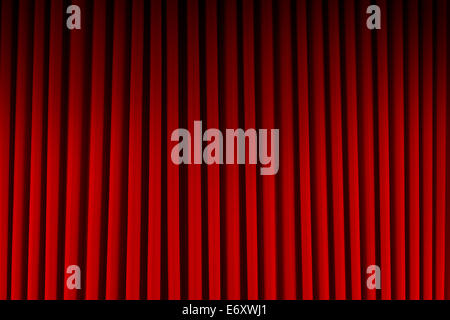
[
  {"left": 148, "top": 0, "right": 162, "bottom": 300},
  {"left": 126, "top": 0, "right": 144, "bottom": 300},
  {"left": 389, "top": 0, "right": 406, "bottom": 300},
  {"left": 186, "top": 0, "right": 203, "bottom": 299},
  {"left": 166, "top": 0, "right": 180, "bottom": 300},
  {"left": 258, "top": 0, "right": 277, "bottom": 300},
  {"left": 375, "top": 0, "right": 392, "bottom": 300},
  {"left": 326, "top": 0, "right": 346, "bottom": 300},
  {"left": 356, "top": 0, "right": 376, "bottom": 301},
  {"left": 341, "top": 0, "right": 362, "bottom": 300},
  {"left": 204, "top": 0, "right": 221, "bottom": 300},
  {"left": 0, "top": 0, "right": 14, "bottom": 300},
  {"left": 445, "top": 0, "right": 450, "bottom": 301},
  {"left": 276, "top": 0, "right": 297, "bottom": 300},
  {"left": 64, "top": 0, "right": 90, "bottom": 300},
  {"left": 296, "top": 0, "right": 313, "bottom": 300},
  {"left": 406, "top": 0, "right": 420, "bottom": 300},
  {"left": 308, "top": 0, "right": 330, "bottom": 299},
  {"left": 434, "top": 0, "right": 447, "bottom": 300},
  {"left": 106, "top": 0, "right": 130, "bottom": 299},
  {"left": 85, "top": 0, "right": 108, "bottom": 300},
  {"left": 421, "top": 0, "right": 434, "bottom": 300},
  {"left": 242, "top": 0, "right": 258, "bottom": 300},
  {"left": 45, "top": 0, "right": 65, "bottom": 300},
  {"left": 27, "top": 0, "right": 48, "bottom": 300},
  {"left": 221, "top": 0, "right": 241, "bottom": 299},
  {"left": 11, "top": 0, "right": 33, "bottom": 300}
]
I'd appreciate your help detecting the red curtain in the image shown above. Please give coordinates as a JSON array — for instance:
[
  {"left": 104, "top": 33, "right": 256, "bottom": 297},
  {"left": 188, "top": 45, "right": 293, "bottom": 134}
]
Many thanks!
[{"left": 0, "top": 0, "right": 449, "bottom": 300}]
